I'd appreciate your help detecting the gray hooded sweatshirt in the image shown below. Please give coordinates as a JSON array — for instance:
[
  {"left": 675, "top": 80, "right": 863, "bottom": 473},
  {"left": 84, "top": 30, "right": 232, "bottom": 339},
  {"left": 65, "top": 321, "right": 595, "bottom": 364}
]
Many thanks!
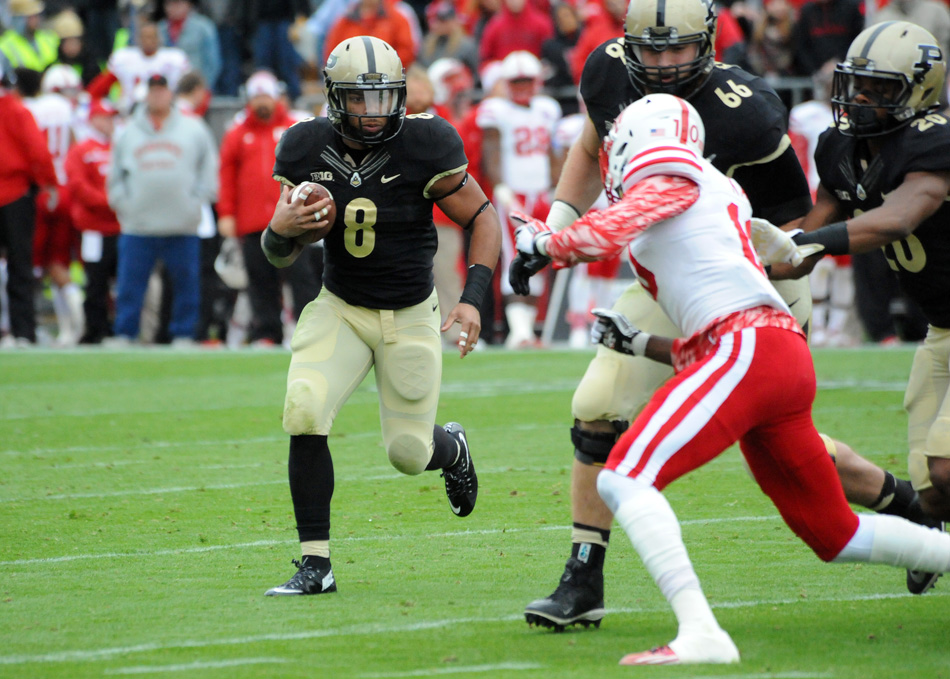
[{"left": 108, "top": 105, "right": 218, "bottom": 236}]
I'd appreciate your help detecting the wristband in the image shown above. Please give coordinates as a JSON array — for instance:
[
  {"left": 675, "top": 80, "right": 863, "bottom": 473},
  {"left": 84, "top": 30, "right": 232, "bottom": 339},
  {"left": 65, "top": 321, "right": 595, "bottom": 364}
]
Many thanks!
[
  {"left": 630, "top": 332, "right": 651, "bottom": 357},
  {"left": 262, "top": 224, "right": 295, "bottom": 258},
  {"left": 792, "top": 222, "right": 849, "bottom": 256},
  {"left": 545, "top": 199, "right": 581, "bottom": 232},
  {"left": 459, "top": 263, "right": 493, "bottom": 307}
]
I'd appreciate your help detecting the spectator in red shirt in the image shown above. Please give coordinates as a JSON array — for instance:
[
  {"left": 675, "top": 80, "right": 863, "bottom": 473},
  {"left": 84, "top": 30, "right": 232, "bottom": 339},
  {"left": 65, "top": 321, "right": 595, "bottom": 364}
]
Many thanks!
[
  {"left": 0, "top": 65, "right": 58, "bottom": 347},
  {"left": 479, "top": 0, "right": 554, "bottom": 66},
  {"left": 325, "top": 0, "right": 416, "bottom": 68},
  {"left": 65, "top": 99, "right": 121, "bottom": 344},
  {"left": 217, "top": 70, "right": 320, "bottom": 346},
  {"left": 571, "top": 0, "right": 625, "bottom": 83}
]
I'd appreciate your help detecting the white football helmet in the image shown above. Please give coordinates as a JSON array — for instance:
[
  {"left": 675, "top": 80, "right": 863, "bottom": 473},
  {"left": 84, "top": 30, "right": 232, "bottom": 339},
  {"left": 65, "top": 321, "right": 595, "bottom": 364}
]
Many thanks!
[
  {"left": 831, "top": 21, "right": 946, "bottom": 137},
  {"left": 605, "top": 93, "right": 705, "bottom": 199},
  {"left": 324, "top": 36, "right": 407, "bottom": 145},
  {"left": 500, "top": 51, "right": 542, "bottom": 105},
  {"left": 624, "top": 0, "right": 717, "bottom": 96},
  {"left": 41, "top": 64, "right": 82, "bottom": 96},
  {"left": 427, "top": 58, "right": 473, "bottom": 106}
]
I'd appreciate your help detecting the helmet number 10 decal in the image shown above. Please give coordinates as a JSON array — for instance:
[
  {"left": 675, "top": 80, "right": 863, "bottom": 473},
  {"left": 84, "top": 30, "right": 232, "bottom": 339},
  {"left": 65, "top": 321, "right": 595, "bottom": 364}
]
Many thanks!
[
  {"left": 714, "top": 80, "right": 753, "bottom": 108},
  {"left": 343, "top": 198, "right": 378, "bottom": 258}
]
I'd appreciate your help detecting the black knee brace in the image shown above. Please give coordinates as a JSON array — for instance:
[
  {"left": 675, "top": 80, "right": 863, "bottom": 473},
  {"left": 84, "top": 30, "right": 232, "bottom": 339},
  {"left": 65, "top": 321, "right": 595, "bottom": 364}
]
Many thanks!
[{"left": 571, "top": 421, "right": 628, "bottom": 466}]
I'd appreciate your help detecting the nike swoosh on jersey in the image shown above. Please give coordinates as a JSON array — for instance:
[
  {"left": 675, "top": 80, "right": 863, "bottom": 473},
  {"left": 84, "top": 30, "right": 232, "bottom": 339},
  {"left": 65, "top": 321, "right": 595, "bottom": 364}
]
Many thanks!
[{"left": 381, "top": 174, "right": 401, "bottom": 183}]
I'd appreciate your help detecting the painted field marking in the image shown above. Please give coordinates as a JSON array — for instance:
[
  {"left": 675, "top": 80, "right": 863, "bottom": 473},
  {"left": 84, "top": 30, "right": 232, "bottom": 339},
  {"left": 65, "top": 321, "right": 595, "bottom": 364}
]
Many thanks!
[
  {"left": 0, "top": 516, "right": 781, "bottom": 566},
  {"left": 0, "top": 590, "right": 943, "bottom": 666},
  {"left": 359, "top": 662, "right": 543, "bottom": 677},
  {"left": 104, "top": 657, "right": 288, "bottom": 674}
]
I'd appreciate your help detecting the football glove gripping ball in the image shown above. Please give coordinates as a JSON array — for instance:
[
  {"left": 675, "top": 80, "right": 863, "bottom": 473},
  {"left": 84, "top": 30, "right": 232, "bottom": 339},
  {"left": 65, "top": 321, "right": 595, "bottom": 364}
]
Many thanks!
[
  {"left": 591, "top": 308, "right": 649, "bottom": 356},
  {"left": 749, "top": 218, "right": 825, "bottom": 267}
]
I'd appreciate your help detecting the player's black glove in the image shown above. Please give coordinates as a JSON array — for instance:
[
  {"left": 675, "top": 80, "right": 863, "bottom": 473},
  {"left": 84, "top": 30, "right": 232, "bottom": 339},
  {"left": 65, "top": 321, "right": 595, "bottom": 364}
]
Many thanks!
[
  {"left": 590, "top": 308, "right": 649, "bottom": 356},
  {"left": 508, "top": 253, "right": 551, "bottom": 296}
]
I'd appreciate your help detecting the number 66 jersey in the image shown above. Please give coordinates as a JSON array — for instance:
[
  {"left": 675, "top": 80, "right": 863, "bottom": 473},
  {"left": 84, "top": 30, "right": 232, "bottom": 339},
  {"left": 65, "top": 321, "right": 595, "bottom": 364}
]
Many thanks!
[
  {"left": 272, "top": 113, "right": 468, "bottom": 310},
  {"left": 581, "top": 39, "right": 812, "bottom": 227},
  {"left": 814, "top": 114, "right": 950, "bottom": 328}
]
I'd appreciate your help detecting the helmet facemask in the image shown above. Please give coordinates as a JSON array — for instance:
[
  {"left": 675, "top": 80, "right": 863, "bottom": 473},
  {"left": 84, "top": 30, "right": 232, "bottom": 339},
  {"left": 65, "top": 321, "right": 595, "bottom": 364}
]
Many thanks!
[
  {"left": 325, "top": 37, "right": 407, "bottom": 146},
  {"left": 327, "top": 80, "right": 407, "bottom": 145},
  {"left": 623, "top": 0, "right": 717, "bottom": 97},
  {"left": 831, "top": 21, "right": 946, "bottom": 138}
]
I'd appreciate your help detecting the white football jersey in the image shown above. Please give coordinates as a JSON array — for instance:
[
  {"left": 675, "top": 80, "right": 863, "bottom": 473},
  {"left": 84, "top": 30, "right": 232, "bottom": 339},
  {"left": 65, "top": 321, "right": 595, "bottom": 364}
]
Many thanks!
[
  {"left": 107, "top": 46, "right": 191, "bottom": 111},
  {"left": 623, "top": 145, "right": 789, "bottom": 337},
  {"left": 25, "top": 93, "right": 75, "bottom": 185},
  {"left": 476, "top": 94, "right": 561, "bottom": 194}
]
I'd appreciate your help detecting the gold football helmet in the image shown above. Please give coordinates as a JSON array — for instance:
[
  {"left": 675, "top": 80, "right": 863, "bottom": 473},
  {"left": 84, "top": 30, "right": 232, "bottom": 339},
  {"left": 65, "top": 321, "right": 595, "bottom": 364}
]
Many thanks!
[
  {"left": 624, "top": 0, "right": 717, "bottom": 96},
  {"left": 324, "top": 36, "right": 407, "bottom": 145},
  {"left": 832, "top": 21, "right": 946, "bottom": 137}
]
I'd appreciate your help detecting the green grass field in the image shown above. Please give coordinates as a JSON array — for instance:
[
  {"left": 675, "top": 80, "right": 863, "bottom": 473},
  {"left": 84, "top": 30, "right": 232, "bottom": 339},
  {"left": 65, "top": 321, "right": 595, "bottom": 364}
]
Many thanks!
[{"left": 1, "top": 346, "right": 947, "bottom": 679}]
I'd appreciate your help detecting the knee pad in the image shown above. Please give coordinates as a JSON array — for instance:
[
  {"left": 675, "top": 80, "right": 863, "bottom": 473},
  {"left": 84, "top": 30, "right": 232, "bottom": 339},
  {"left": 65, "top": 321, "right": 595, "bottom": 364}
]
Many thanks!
[
  {"left": 387, "top": 432, "right": 431, "bottom": 475},
  {"left": 283, "top": 378, "right": 326, "bottom": 435},
  {"left": 572, "top": 421, "right": 627, "bottom": 465}
]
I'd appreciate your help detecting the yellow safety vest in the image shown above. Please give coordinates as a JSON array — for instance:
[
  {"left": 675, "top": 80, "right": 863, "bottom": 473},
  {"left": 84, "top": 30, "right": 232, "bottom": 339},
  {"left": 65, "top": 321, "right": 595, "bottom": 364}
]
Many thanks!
[{"left": 0, "top": 29, "right": 59, "bottom": 71}]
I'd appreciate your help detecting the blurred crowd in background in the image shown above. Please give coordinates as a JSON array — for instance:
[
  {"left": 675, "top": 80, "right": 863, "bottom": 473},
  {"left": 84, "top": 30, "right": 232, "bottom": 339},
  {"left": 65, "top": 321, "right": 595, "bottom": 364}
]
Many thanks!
[{"left": 0, "top": 0, "right": 943, "bottom": 350}]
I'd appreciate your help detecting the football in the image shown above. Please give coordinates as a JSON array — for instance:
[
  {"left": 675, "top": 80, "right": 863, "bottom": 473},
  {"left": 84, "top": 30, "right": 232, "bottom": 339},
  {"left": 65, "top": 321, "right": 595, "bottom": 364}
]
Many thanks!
[{"left": 290, "top": 181, "right": 336, "bottom": 244}]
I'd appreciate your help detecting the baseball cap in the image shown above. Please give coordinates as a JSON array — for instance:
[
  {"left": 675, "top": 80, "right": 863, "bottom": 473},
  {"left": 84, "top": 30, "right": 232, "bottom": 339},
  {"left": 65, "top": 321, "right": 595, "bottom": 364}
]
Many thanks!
[
  {"left": 89, "top": 98, "right": 118, "bottom": 118},
  {"left": 426, "top": 0, "right": 455, "bottom": 20},
  {"left": 147, "top": 74, "right": 169, "bottom": 87},
  {"left": 245, "top": 71, "right": 280, "bottom": 100}
]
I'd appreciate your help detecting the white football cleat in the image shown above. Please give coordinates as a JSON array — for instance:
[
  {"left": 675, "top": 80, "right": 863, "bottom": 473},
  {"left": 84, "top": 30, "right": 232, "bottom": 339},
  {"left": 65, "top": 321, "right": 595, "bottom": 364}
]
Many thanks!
[{"left": 620, "top": 629, "right": 740, "bottom": 666}]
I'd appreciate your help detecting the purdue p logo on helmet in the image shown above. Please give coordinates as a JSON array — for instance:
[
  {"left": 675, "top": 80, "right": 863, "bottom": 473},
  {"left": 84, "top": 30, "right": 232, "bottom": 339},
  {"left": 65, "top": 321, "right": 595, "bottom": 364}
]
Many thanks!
[
  {"left": 324, "top": 36, "right": 408, "bottom": 145},
  {"left": 831, "top": 21, "right": 947, "bottom": 137}
]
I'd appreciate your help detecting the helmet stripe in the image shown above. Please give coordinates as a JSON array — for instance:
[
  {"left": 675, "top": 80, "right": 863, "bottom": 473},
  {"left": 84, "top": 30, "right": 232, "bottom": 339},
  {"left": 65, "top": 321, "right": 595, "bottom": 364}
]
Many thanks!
[
  {"left": 677, "top": 97, "right": 689, "bottom": 143},
  {"left": 859, "top": 22, "right": 897, "bottom": 59},
  {"left": 361, "top": 35, "right": 377, "bottom": 73},
  {"left": 655, "top": 0, "right": 667, "bottom": 27}
]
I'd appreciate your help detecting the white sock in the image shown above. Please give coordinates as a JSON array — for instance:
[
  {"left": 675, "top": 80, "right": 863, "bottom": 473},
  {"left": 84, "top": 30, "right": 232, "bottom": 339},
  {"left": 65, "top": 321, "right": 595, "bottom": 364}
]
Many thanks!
[
  {"left": 505, "top": 302, "right": 537, "bottom": 346},
  {"left": 599, "top": 471, "right": 719, "bottom": 631},
  {"left": 834, "top": 514, "right": 950, "bottom": 572}
]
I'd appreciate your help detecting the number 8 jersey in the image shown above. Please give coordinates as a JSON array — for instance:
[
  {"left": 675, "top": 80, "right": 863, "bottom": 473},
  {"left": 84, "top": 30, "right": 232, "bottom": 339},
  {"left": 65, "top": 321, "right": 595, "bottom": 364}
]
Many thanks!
[
  {"left": 272, "top": 113, "right": 468, "bottom": 310},
  {"left": 815, "top": 114, "right": 950, "bottom": 328}
]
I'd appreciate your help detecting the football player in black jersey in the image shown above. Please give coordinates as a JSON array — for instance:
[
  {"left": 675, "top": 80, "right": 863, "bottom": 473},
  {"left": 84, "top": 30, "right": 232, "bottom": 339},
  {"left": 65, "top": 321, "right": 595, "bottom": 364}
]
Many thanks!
[
  {"left": 260, "top": 36, "right": 502, "bottom": 596},
  {"left": 520, "top": 0, "right": 933, "bottom": 631},
  {"left": 789, "top": 21, "right": 950, "bottom": 594}
]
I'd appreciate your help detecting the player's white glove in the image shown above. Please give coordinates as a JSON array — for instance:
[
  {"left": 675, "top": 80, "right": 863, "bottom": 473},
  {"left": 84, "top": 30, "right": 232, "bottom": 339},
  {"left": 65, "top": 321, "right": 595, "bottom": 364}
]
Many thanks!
[
  {"left": 591, "top": 308, "right": 651, "bottom": 356},
  {"left": 750, "top": 218, "right": 825, "bottom": 267},
  {"left": 512, "top": 211, "right": 553, "bottom": 257},
  {"left": 493, "top": 183, "right": 516, "bottom": 210}
]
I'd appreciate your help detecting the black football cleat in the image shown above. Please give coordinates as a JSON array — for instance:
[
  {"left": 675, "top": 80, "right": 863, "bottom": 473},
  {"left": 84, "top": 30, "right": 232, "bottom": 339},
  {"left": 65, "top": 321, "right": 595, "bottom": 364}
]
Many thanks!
[
  {"left": 265, "top": 558, "right": 337, "bottom": 596},
  {"left": 524, "top": 557, "right": 606, "bottom": 632},
  {"left": 907, "top": 519, "right": 946, "bottom": 595},
  {"left": 441, "top": 422, "right": 477, "bottom": 517}
]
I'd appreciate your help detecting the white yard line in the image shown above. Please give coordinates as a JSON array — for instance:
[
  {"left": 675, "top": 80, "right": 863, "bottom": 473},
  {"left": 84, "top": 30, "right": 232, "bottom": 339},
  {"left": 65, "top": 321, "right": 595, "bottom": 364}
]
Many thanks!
[
  {"left": 358, "top": 663, "right": 543, "bottom": 677},
  {"left": 104, "top": 657, "right": 288, "bottom": 674},
  {"left": 0, "top": 516, "right": 782, "bottom": 566},
  {"left": 0, "top": 590, "right": 942, "bottom": 666}
]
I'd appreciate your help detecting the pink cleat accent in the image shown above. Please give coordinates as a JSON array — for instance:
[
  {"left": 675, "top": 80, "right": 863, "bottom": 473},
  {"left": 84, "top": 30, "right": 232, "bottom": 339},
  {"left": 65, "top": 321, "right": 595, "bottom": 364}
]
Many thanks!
[{"left": 619, "top": 646, "right": 680, "bottom": 666}]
